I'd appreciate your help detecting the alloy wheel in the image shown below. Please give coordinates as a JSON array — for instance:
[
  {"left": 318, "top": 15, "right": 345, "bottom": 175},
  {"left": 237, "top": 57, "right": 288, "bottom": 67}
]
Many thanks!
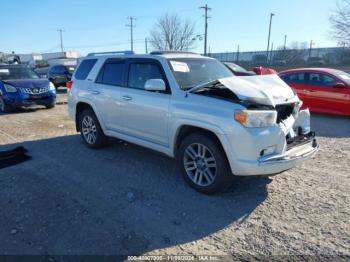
[
  {"left": 183, "top": 143, "right": 217, "bottom": 186},
  {"left": 81, "top": 115, "right": 97, "bottom": 144}
]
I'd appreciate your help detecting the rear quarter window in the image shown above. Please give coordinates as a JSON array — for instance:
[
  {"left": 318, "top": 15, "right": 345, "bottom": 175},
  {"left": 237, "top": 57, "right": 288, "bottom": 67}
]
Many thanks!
[{"left": 74, "top": 59, "right": 97, "bottom": 80}]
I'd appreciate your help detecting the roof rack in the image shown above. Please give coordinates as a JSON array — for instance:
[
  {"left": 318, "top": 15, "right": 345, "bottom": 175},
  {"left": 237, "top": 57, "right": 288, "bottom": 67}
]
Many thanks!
[
  {"left": 150, "top": 51, "right": 199, "bottom": 55},
  {"left": 87, "top": 51, "right": 135, "bottom": 57}
]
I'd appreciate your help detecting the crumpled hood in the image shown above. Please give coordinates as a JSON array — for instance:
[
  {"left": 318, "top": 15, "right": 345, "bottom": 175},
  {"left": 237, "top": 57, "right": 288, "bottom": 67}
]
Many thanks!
[
  {"left": 2, "top": 79, "right": 49, "bottom": 89},
  {"left": 219, "top": 74, "right": 298, "bottom": 106}
]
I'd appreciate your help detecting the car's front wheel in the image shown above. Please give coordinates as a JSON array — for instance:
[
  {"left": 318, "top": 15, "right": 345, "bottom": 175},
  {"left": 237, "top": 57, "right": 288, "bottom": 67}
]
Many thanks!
[
  {"left": 79, "top": 109, "right": 108, "bottom": 149},
  {"left": 0, "top": 97, "right": 12, "bottom": 113},
  {"left": 178, "top": 133, "right": 233, "bottom": 194}
]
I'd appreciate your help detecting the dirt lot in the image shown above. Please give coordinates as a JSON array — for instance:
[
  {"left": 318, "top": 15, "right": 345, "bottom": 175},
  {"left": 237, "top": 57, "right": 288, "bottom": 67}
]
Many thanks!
[{"left": 0, "top": 92, "right": 349, "bottom": 259}]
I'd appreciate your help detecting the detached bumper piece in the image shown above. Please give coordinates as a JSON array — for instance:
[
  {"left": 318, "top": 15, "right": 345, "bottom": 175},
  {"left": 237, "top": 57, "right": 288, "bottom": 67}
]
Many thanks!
[{"left": 0, "top": 146, "right": 31, "bottom": 169}]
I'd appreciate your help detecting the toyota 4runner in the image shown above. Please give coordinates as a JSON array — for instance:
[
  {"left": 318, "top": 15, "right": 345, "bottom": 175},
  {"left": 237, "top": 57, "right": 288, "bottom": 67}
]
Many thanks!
[{"left": 67, "top": 51, "right": 318, "bottom": 194}]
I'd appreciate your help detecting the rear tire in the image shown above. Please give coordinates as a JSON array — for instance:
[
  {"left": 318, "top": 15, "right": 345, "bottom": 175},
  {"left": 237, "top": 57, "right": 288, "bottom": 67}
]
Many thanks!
[
  {"left": 78, "top": 109, "right": 108, "bottom": 149},
  {"left": 177, "top": 133, "right": 233, "bottom": 194},
  {"left": 0, "top": 97, "right": 12, "bottom": 113}
]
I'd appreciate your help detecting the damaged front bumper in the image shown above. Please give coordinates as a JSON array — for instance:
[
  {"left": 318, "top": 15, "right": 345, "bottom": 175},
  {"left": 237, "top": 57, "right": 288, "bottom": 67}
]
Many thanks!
[
  {"left": 257, "top": 132, "right": 319, "bottom": 174},
  {"left": 224, "top": 108, "right": 319, "bottom": 176}
]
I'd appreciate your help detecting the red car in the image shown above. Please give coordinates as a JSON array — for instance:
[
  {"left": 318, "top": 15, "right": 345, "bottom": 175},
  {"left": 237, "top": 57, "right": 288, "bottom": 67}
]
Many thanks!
[{"left": 279, "top": 68, "right": 350, "bottom": 116}]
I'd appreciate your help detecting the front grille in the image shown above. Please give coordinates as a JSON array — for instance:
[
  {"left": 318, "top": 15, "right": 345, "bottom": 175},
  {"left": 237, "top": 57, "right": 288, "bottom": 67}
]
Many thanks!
[
  {"left": 275, "top": 103, "right": 295, "bottom": 123},
  {"left": 21, "top": 87, "right": 48, "bottom": 94}
]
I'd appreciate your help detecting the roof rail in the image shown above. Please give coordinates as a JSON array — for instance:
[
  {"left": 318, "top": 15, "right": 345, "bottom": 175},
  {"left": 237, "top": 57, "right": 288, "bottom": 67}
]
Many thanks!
[
  {"left": 87, "top": 50, "right": 135, "bottom": 57},
  {"left": 150, "top": 51, "right": 199, "bottom": 55}
]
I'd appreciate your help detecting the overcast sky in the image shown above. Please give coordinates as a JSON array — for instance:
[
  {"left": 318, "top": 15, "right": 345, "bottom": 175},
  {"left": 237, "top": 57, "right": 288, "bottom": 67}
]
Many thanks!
[{"left": 0, "top": 0, "right": 338, "bottom": 55}]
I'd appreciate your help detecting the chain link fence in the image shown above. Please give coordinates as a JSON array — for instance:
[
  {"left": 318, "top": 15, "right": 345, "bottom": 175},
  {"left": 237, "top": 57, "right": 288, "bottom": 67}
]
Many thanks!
[{"left": 208, "top": 47, "right": 350, "bottom": 71}]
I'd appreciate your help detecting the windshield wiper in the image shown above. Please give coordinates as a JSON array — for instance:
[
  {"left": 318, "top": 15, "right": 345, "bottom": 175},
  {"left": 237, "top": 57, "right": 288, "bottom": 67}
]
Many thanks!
[{"left": 187, "top": 79, "right": 222, "bottom": 93}]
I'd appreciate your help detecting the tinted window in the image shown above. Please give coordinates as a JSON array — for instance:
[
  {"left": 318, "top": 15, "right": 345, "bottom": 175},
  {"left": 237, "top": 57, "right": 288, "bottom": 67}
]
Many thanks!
[
  {"left": 283, "top": 73, "right": 305, "bottom": 84},
  {"left": 75, "top": 59, "right": 97, "bottom": 80},
  {"left": 128, "top": 63, "right": 163, "bottom": 90},
  {"left": 308, "top": 73, "right": 338, "bottom": 87},
  {"left": 57, "top": 66, "right": 66, "bottom": 74},
  {"left": 97, "top": 62, "right": 125, "bottom": 86},
  {"left": 49, "top": 66, "right": 57, "bottom": 74}
]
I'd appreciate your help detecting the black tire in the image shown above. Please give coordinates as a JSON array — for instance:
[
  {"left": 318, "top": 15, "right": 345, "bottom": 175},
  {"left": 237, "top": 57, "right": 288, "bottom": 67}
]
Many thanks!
[
  {"left": 45, "top": 103, "right": 55, "bottom": 109},
  {"left": 177, "top": 133, "right": 233, "bottom": 194},
  {"left": 0, "top": 96, "right": 12, "bottom": 113},
  {"left": 78, "top": 109, "right": 108, "bottom": 149}
]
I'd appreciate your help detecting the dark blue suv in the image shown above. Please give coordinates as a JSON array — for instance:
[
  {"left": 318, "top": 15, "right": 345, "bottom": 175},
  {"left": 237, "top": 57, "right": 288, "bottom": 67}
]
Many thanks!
[{"left": 0, "top": 64, "right": 56, "bottom": 113}]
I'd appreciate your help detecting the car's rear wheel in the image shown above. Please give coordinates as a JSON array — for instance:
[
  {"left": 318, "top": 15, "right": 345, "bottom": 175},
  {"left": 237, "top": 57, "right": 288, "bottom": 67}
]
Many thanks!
[
  {"left": 178, "top": 133, "right": 233, "bottom": 194},
  {"left": 79, "top": 109, "right": 108, "bottom": 149},
  {"left": 0, "top": 97, "right": 12, "bottom": 113}
]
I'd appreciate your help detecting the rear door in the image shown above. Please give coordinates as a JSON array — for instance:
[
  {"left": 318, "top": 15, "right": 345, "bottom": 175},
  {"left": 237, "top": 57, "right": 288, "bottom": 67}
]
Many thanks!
[
  {"left": 93, "top": 58, "right": 126, "bottom": 131},
  {"left": 119, "top": 58, "right": 170, "bottom": 146}
]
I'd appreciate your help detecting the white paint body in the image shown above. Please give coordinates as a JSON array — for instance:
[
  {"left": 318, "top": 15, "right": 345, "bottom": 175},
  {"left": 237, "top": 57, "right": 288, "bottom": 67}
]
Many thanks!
[{"left": 68, "top": 53, "right": 318, "bottom": 176}]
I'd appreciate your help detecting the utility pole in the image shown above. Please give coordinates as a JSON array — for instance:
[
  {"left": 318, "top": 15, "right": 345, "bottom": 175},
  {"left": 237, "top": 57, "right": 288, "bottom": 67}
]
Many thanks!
[
  {"left": 309, "top": 40, "right": 314, "bottom": 59},
  {"left": 269, "top": 42, "right": 274, "bottom": 65},
  {"left": 145, "top": 38, "right": 148, "bottom": 54},
  {"left": 57, "top": 29, "right": 64, "bottom": 52},
  {"left": 266, "top": 13, "right": 275, "bottom": 64},
  {"left": 236, "top": 45, "right": 240, "bottom": 61},
  {"left": 200, "top": 4, "right": 211, "bottom": 55},
  {"left": 283, "top": 34, "right": 287, "bottom": 50},
  {"left": 126, "top": 17, "right": 136, "bottom": 51}
]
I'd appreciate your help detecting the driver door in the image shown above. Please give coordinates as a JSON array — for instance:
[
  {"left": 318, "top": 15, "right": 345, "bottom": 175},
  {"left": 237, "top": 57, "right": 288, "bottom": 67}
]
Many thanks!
[{"left": 119, "top": 59, "right": 170, "bottom": 146}]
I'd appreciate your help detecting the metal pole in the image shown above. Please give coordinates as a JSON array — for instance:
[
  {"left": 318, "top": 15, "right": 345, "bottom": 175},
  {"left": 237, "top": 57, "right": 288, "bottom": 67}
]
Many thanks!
[
  {"left": 127, "top": 17, "right": 135, "bottom": 51},
  {"left": 309, "top": 40, "right": 313, "bottom": 59},
  {"left": 200, "top": 4, "right": 211, "bottom": 55},
  {"left": 236, "top": 45, "right": 240, "bottom": 61},
  {"left": 145, "top": 38, "right": 148, "bottom": 54},
  {"left": 57, "top": 29, "right": 64, "bottom": 52},
  {"left": 284, "top": 34, "right": 287, "bottom": 50},
  {"left": 266, "top": 13, "right": 274, "bottom": 64}
]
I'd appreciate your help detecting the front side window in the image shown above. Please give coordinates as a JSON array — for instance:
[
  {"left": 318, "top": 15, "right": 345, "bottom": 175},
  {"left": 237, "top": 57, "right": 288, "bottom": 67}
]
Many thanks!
[
  {"left": 168, "top": 58, "right": 232, "bottom": 90},
  {"left": 128, "top": 63, "right": 163, "bottom": 90},
  {"left": 0, "top": 67, "right": 39, "bottom": 80},
  {"left": 308, "top": 72, "right": 338, "bottom": 87}
]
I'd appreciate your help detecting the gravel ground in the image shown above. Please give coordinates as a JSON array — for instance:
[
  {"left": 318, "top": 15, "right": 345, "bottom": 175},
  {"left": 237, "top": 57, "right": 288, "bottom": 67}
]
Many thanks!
[{"left": 0, "top": 92, "right": 349, "bottom": 259}]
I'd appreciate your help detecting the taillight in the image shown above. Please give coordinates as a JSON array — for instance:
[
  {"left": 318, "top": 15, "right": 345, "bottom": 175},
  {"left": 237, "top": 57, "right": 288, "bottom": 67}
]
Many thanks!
[{"left": 66, "top": 81, "right": 73, "bottom": 89}]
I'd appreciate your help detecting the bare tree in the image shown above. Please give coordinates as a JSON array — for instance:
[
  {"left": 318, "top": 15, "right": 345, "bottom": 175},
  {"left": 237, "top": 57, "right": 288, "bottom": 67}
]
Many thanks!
[
  {"left": 149, "top": 14, "right": 196, "bottom": 51},
  {"left": 330, "top": 0, "right": 350, "bottom": 46}
]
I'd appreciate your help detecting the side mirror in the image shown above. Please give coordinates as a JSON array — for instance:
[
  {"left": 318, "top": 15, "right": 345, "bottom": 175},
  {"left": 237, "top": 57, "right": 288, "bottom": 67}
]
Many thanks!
[
  {"left": 144, "top": 79, "right": 166, "bottom": 91},
  {"left": 333, "top": 82, "right": 346, "bottom": 88}
]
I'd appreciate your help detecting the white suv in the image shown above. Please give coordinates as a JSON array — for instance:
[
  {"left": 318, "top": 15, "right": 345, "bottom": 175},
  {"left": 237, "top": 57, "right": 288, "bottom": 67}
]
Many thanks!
[{"left": 67, "top": 51, "right": 318, "bottom": 194}]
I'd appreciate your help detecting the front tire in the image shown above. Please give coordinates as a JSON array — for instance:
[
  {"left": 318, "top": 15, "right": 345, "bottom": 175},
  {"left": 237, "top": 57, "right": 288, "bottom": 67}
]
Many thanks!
[
  {"left": 0, "top": 97, "right": 12, "bottom": 113},
  {"left": 45, "top": 103, "right": 55, "bottom": 109},
  {"left": 178, "top": 133, "right": 233, "bottom": 194},
  {"left": 78, "top": 109, "right": 108, "bottom": 149}
]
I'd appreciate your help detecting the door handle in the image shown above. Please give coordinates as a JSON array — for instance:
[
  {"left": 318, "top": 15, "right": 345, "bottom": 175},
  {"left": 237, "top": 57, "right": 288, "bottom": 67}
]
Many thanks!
[
  {"left": 122, "top": 95, "right": 132, "bottom": 101},
  {"left": 88, "top": 90, "right": 100, "bottom": 95}
]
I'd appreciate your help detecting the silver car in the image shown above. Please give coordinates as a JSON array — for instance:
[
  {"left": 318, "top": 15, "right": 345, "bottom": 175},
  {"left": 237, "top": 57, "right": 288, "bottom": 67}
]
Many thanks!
[{"left": 67, "top": 51, "right": 318, "bottom": 194}]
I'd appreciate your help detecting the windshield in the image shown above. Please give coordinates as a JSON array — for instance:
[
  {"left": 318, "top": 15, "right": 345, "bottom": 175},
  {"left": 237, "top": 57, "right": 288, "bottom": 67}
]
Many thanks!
[
  {"left": 168, "top": 58, "right": 232, "bottom": 90},
  {"left": 332, "top": 70, "right": 350, "bottom": 85},
  {"left": 0, "top": 67, "right": 40, "bottom": 80}
]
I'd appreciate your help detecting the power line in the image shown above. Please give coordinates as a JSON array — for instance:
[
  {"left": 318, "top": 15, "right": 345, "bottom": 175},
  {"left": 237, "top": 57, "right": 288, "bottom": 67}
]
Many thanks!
[
  {"left": 200, "top": 4, "right": 211, "bottom": 56},
  {"left": 126, "top": 17, "right": 136, "bottom": 51},
  {"left": 57, "top": 29, "right": 65, "bottom": 52}
]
